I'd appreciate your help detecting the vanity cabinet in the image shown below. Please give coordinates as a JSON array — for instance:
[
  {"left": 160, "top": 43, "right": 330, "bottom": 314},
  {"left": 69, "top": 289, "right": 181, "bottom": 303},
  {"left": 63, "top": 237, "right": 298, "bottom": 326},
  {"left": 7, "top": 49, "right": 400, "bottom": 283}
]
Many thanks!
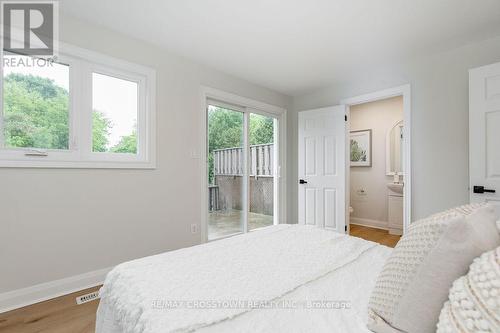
[{"left": 388, "top": 194, "right": 403, "bottom": 235}]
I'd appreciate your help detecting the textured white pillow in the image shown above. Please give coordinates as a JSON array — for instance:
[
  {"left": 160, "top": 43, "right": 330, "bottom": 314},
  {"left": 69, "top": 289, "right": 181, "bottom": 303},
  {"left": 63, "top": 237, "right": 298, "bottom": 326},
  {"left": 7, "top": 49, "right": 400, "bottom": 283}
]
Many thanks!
[
  {"left": 437, "top": 246, "right": 500, "bottom": 333},
  {"left": 367, "top": 203, "right": 500, "bottom": 333}
]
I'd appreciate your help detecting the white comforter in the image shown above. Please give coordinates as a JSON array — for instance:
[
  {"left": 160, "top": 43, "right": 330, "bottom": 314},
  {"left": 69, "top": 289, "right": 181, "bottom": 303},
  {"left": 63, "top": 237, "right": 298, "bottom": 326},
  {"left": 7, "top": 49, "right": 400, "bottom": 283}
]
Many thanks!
[{"left": 96, "top": 225, "right": 391, "bottom": 333}]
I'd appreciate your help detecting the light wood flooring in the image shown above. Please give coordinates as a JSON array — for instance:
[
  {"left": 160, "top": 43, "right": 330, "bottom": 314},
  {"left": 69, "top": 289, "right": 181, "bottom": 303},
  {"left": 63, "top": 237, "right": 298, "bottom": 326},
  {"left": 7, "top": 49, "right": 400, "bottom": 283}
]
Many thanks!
[
  {"left": 0, "top": 286, "right": 101, "bottom": 333},
  {"left": 0, "top": 225, "right": 399, "bottom": 333},
  {"left": 349, "top": 224, "right": 401, "bottom": 248}
]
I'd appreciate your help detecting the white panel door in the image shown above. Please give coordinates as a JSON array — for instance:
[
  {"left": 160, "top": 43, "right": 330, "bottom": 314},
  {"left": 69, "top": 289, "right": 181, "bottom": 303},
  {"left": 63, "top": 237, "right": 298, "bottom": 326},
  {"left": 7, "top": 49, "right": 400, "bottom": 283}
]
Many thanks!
[
  {"left": 470, "top": 62, "right": 500, "bottom": 215},
  {"left": 298, "top": 106, "right": 346, "bottom": 233}
]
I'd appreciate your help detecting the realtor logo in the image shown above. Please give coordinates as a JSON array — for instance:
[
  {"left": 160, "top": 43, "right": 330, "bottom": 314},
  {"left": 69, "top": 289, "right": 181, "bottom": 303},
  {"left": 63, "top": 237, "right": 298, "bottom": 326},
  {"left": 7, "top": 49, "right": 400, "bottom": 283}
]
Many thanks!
[{"left": 1, "top": 1, "right": 58, "bottom": 57}]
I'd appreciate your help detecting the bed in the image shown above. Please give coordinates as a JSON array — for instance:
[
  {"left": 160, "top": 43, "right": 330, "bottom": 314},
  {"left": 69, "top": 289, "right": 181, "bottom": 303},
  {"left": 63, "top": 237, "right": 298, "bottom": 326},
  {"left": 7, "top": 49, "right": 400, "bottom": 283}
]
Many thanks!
[{"left": 96, "top": 224, "right": 391, "bottom": 333}]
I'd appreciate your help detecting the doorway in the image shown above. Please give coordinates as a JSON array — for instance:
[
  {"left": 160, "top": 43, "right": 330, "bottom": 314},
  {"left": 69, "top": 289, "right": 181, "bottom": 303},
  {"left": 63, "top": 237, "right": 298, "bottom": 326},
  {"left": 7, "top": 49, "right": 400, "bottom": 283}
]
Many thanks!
[
  {"left": 297, "top": 85, "right": 411, "bottom": 241},
  {"left": 201, "top": 88, "right": 287, "bottom": 242},
  {"left": 342, "top": 84, "right": 412, "bottom": 235}
]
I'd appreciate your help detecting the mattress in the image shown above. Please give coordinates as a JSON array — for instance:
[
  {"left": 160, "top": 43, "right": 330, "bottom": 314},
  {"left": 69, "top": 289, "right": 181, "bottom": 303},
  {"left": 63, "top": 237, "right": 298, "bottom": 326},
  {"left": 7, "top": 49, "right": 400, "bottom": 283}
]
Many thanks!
[{"left": 96, "top": 225, "right": 391, "bottom": 333}]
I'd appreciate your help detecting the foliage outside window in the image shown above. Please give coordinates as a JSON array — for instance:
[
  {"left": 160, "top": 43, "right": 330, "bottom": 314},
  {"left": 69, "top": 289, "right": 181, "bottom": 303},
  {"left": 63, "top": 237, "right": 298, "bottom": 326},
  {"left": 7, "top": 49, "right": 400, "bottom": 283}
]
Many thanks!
[
  {"left": 3, "top": 72, "right": 69, "bottom": 150},
  {"left": 0, "top": 47, "right": 155, "bottom": 168},
  {"left": 207, "top": 105, "right": 274, "bottom": 184}
]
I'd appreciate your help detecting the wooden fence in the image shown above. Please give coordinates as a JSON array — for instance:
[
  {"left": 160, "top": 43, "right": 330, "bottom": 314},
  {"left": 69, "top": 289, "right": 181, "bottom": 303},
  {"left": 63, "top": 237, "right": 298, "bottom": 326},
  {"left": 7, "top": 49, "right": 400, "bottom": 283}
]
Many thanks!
[{"left": 213, "top": 143, "right": 274, "bottom": 177}]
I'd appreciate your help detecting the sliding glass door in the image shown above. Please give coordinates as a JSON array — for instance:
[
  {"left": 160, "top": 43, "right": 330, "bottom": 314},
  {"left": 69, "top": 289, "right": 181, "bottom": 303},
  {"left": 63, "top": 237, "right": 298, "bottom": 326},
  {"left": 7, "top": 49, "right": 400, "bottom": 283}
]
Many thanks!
[
  {"left": 207, "top": 101, "right": 278, "bottom": 240},
  {"left": 248, "top": 113, "right": 275, "bottom": 231}
]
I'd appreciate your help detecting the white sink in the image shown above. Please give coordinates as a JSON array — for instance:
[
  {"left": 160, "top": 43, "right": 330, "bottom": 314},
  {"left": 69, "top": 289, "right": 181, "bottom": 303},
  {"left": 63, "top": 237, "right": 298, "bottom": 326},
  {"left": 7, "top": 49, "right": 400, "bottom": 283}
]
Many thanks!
[{"left": 387, "top": 183, "right": 404, "bottom": 194}]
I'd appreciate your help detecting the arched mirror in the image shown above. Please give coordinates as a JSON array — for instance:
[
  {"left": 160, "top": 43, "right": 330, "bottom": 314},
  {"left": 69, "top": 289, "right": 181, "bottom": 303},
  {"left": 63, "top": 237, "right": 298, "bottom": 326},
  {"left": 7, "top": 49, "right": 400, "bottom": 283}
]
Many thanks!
[{"left": 386, "top": 120, "right": 404, "bottom": 175}]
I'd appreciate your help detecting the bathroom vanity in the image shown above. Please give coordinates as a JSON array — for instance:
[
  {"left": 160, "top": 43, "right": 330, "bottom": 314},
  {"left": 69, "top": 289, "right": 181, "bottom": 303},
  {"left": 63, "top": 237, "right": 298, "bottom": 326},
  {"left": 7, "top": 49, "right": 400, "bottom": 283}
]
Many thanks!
[{"left": 387, "top": 183, "right": 403, "bottom": 235}]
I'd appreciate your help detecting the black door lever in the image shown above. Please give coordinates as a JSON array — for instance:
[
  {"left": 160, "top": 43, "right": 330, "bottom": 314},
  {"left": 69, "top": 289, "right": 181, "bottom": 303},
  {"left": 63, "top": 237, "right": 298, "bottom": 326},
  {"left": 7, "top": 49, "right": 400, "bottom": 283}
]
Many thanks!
[
  {"left": 473, "top": 186, "right": 496, "bottom": 194},
  {"left": 299, "top": 179, "right": 308, "bottom": 184}
]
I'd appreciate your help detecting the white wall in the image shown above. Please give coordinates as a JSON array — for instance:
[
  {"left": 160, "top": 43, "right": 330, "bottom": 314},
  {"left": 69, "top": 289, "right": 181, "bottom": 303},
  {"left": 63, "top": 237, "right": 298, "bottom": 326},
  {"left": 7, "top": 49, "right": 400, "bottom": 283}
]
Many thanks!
[
  {"left": 4, "top": 12, "right": 500, "bottom": 303},
  {"left": 349, "top": 97, "right": 403, "bottom": 228},
  {"left": 291, "top": 35, "right": 500, "bottom": 224},
  {"left": 0, "top": 15, "right": 291, "bottom": 295}
]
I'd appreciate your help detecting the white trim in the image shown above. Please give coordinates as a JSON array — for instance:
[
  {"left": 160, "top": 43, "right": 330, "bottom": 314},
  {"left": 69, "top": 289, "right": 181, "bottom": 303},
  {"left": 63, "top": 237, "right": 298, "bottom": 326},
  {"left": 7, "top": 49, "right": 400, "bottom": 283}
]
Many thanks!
[
  {"left": 200, "top": 86, "right": 287, "bottom": 243},
  {"left": 345, "top": 106, "right": 351, "bottom": 233},
  {"left": 0, "top": 41, "right": 157, "bottom": 169},
  {"left": 386, "top": 119, "right": 404, "bottom": 176},
  {"left": 243, "top": 112, "right": 249, "bottom": 233},
  {"left": 206, "top": 98, "right": 246, "bottom": 113},
  {"left": 0, "top": 266, "right": 112, "bottom": 314},
  {"left": 202, "top": 87, "right": 285, "bottom": 116},
  {"left": 341, "top": 84, "right": 412, "bottom": 234},
  {"left": 341, "top": 85, "right": 409, "bottom": 106},
  {"left": 350, "top": 218, "right": 388, "bottom": 230},
  {"left": 272, "top": 117, "right": 280, "bottom": 226}
]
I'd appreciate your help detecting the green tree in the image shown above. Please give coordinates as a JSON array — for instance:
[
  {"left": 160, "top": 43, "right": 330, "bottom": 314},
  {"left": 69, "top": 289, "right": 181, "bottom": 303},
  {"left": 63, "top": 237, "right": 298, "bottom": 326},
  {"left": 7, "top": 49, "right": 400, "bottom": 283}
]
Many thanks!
[
  {"left": 207, "top": 106, "right": 274, "bottom": 184},
  {"left": 208, "top": 107, "right": 244, "bottom": 152},
  {"left": 92, "top": 111, "right": 112, "bottom": 152},
  {"left": 207, "top": 107, "right": 243, "bottom": 184},
  {"left": 249, "top": 113, "right": 273, "bottom": 145},
  {"left": 3, "top": 73, "right": 69, "bottom": 149},
  {"left": 3, "top": 72, "right": 137, "bottom": 155},
  {"left": 111, "top": 132, "right": 137, "bottom": 154}
]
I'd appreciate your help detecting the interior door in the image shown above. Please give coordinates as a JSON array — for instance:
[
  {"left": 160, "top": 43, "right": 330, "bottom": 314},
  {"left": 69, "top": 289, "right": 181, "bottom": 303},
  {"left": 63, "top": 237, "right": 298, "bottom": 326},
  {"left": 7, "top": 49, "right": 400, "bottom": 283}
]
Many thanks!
[
  {"left": 469, "top": 62, "right": 500, "bottom": 214},
  {"left": 298, "top": 105, "right": 347, "bottom": 233}
]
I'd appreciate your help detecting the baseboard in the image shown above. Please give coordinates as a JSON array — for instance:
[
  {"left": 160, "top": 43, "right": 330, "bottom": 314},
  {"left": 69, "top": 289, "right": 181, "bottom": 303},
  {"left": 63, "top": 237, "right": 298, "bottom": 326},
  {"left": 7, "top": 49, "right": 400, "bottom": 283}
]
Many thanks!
[
  {"left": 0, "top": 266, "right": 113, "bottom": 314},
  {"left": 350, "top": 217, "right": 388, "bottom": 230},
  {"left": 388, "top": 227, "right": 403, "bottom": 236}
]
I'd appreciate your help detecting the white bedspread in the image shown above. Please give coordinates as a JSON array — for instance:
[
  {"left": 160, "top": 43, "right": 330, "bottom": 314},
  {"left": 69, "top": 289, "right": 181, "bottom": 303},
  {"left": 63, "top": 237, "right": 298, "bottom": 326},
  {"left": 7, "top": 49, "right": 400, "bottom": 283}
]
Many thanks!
[{"left": 96, "top": 225, "right": 391, "bottom": 333}]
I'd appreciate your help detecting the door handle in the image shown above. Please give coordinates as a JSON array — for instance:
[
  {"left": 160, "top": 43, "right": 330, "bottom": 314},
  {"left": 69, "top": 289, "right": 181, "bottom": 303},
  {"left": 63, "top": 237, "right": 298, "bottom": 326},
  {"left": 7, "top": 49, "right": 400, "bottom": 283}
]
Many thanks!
[
  {"left": 473, "top": 186, "right": 496, "bottom": 194},
  {"left": 299, "top": 179, "right": 308, "bottom": 184}
]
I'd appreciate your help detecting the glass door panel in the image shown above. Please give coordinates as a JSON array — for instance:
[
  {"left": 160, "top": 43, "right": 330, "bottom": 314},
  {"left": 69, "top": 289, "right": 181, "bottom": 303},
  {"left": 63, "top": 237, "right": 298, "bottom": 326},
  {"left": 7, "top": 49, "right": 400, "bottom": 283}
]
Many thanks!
[
  {"left": 207, "top": 104, "right": 245, "bottom": 240},
  {"left": 248, "top": 113, "right": 276, "bottom": 230}
]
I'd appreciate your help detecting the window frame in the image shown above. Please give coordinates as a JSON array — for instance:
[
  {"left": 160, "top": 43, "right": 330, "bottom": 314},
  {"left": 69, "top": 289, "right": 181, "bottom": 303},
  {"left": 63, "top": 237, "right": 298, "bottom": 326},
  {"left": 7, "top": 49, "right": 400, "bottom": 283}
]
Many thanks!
[{"left": 0, "top": 42, "right": 156, "bottom": 169}]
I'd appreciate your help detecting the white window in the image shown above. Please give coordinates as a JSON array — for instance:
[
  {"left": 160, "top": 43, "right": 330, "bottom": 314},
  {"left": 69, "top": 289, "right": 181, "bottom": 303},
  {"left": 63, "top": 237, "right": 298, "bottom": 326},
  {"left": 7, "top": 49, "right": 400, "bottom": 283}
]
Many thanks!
[{"left": 0, "top": 44, "right": 156, "bottom": 168}]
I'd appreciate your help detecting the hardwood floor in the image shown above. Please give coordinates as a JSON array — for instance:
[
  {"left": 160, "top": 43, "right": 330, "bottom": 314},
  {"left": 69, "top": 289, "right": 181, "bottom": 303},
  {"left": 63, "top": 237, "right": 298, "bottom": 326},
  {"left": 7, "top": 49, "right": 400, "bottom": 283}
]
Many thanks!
[
  {"left": 0, "top": 286, "right": 101, "bottom": 333},
  {"left": 0, "top": 225, "right": 399, "bottom": 333},
  {"left": 349, "top": 224, "right": 400, "bottom": 248}
]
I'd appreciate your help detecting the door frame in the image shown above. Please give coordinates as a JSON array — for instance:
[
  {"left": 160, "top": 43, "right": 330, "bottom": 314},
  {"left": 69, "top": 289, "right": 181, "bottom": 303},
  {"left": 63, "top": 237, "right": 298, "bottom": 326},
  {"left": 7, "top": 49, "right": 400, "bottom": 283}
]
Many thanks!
[
  {"left": 341, "top": 84, "right": 412, "bottom": 234},
  {"left": 199, "top": 86, "right": 287, "bottom": 243}
]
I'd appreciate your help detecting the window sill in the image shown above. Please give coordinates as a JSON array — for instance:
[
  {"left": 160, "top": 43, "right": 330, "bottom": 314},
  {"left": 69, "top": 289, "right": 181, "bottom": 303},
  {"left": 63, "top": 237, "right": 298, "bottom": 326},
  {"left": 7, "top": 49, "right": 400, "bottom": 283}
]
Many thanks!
[{"left": 0, "top": 159, "right": 156, "bottom": 169}]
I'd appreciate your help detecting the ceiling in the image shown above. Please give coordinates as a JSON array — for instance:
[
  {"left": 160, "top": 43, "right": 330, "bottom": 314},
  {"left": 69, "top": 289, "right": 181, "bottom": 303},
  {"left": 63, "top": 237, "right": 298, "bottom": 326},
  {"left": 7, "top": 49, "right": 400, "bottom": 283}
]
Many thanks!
[{"left": 60, "top": 0, "right": 500, "bottom": 96}]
